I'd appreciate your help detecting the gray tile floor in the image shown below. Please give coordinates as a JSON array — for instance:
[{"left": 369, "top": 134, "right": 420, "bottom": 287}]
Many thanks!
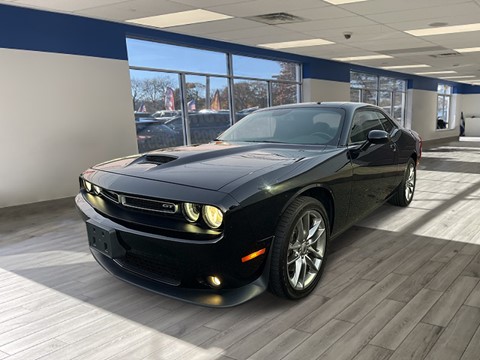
[{"left": 1, "top": 140, "right": 479, "bottom": 360}]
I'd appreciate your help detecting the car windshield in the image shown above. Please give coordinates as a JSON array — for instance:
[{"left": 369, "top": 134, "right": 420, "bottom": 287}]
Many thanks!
[{"left": 218, "top": 107, "right": 345, "bottom": 145}]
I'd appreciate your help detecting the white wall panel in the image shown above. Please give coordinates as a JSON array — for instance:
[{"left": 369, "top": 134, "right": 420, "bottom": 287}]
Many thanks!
[
  {"left": 461, "top": 94, "right": 480, "bottom": 117},
  {"left": 0, "top": 48, "right": 138, "bottom": 208},
  {"left": 303, "top": 79, "right": 350, "bottom": 102},
  {"left": 406, "top": 89, "right": 459, "bottom": 142},
  {"left": 461, "top": 94, "right": 480, "bottom": 136}
]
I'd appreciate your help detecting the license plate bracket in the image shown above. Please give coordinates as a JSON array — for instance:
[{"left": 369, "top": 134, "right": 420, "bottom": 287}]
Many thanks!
[{"left": 86, "top": 220, "right": 125, "bottom": 259}]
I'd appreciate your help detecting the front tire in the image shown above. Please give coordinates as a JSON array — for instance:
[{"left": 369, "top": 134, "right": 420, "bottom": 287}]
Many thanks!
[
  {"left": 389, "top": 158, "right": 416, "bottom": 207},
  {"left": 269, "top": 196, "right": 329, "bottom": 299}
]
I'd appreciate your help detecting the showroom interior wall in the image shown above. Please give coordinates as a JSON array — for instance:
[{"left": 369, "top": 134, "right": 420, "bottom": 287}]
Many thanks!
[
  {"left": 0, "top": 48, "right": 137, "bottom": 208},
  {"left": 0, "top": 5, "right": 140, "bottom": 208},
  {"left": 462, "top": 93, "right": 480, "bottom": 117},
  {"left": 302, "top": 59, "right": 351, "bottom": 102},
  {"left": 303, "top": 79, "right": 350, "bottom": 102},
  {"left": 1, "top": 3, "right": 479, "bottom": 208},
  {"left": 406, "top": 89, "right": 462, "bottom": 142}
]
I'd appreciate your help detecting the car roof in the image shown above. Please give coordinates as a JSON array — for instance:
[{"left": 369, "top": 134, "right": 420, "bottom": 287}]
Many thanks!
[{"left": 257, "top": 101, "right": 376, "bottom": 112}]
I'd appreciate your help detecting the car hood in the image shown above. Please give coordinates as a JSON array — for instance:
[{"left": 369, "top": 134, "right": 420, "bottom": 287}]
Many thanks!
[{"left": 92, "top": 142, "right": 327, "bottom": 191}]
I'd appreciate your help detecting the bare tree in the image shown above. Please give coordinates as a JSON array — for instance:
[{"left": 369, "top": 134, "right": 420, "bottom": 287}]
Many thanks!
[
  {"left": 131, "top": 78, "right": 143, "bottom": 111},
  {"left": 132, "top": 76, "right": 176, "bottom": 113},
  {"left": 272, "top": 63, "right": 298, "bottom": 105},
  {"left": 234, "top": 81, "right": 267, "bottom": 112}
]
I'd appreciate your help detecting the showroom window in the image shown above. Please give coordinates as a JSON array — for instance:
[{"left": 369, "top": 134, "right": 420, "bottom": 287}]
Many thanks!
[
  {"left": 437, "top": 84, "right": 452, "bottom": 130},
  {"left": 126, "top": 38, "right": 302, "bottom": 152},
  {"left": 350, "top": 71, "right": 406, "bottom": 126}
]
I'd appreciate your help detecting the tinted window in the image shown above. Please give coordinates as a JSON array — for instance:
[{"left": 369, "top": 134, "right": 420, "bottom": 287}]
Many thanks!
[
  {"left": 219, "top": 108, "right": 344, "bottom": 145},
  {"left": 350, "top": 111, "right": 384, "bottom": 143},
  {"left": 376, "top": 112, "right": 397, "bottom": 133}
]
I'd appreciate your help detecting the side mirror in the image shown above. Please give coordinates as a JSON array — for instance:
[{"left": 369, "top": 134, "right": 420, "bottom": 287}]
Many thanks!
[{"left": 367, "top": 130, "right": 389, "bottom": 144}]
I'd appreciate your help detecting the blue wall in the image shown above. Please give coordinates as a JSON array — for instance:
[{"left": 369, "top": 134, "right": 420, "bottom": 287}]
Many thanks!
[{"left": 1, "top": 3, "right": 479, "bottom": 94}]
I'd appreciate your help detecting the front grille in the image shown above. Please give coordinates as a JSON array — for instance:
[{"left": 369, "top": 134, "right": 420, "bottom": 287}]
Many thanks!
[
  {"left": 115, "top": 252, "right": 181, "bottom": 286},
  {"left": 120, "top": 195, "right": 178, "bottom": 214},
  {"left": 95, "top": 186, "right": 180, "bottom": 216},
  {"left": 102, "top": 189, "right": 119, "bottom": 203}
]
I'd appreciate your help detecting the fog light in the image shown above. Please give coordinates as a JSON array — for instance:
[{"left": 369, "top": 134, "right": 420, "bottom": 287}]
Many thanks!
[
  {"left": 206, "top": 275, "right": 222, "bottom": 288},
  {"left": 93, "top": 185, "right": 102, "bottom": 195}
]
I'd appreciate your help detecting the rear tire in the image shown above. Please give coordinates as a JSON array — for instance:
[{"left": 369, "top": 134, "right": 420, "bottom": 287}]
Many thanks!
[
  {"left": 269, "top": 196, "right": 329, "bottom": 299},
  {"left": 389, "top": 158, "right": 416, "bottom": 207}
]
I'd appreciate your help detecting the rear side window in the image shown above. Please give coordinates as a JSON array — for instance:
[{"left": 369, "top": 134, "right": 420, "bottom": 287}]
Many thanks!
[
  {"left": 376, "top": 111, "right": 397, "bottom": 133},
  {"left": 350, "top": 110, "right": 384, "bottom": 143}
]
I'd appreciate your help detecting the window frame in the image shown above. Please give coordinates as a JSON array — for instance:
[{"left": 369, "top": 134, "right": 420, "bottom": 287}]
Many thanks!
[
  {"left": 126, "top": 37, "right": 303, "bottom": 150},
  {"left": 350, "top": 71, "right": 407, "bottom": 127},
  {"left": 436, "top": 84, "right": 453, "bottom": 131}
]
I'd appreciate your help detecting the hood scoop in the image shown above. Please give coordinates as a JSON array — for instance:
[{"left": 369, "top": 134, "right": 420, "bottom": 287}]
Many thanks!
[{"left": 144, "top": 154, "right": 178, "bottom": 165}]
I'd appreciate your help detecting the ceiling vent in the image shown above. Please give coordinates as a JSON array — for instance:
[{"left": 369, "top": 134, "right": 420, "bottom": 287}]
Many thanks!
[
  {"left": 429, "top": 52, "right": 462, "bottom": 58},
  {"left": 246, "top": 12, "right": 306, "bottom": 25}
]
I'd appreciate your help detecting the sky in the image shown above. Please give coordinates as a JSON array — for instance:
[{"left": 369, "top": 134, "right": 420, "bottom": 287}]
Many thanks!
[{"left": 126, "top": 38, "right": 290, "bottom": 80}]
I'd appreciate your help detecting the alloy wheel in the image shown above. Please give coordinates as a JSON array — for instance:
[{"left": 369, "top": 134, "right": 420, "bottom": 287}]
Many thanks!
[
  {"left": 405, "top": 163, "right": 415, "bottom": 202},
  {"left": 286, "top": 210, "right": 326, "bottom": 290}
]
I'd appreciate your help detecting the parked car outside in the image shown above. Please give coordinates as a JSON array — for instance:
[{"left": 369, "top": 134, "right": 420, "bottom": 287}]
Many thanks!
[
  {"left": 164, "top": 112, "right": 231, "bottom": 144},
  {"left": 152, "top": 110, "right": 181, "bottom": 121},
  {"left": 134, "top": 112, "right": 180, "bottom": 152}
]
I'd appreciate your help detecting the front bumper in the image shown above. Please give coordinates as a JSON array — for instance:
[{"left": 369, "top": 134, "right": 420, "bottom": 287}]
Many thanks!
[{"left": 75, "top": 194, "right": 270, "bottom": 307}]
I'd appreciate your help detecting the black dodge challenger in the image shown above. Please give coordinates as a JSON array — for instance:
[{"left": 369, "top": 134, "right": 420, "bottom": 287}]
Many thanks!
[{"left": 76, "top": 102, "right": 422, "bottom": 307}]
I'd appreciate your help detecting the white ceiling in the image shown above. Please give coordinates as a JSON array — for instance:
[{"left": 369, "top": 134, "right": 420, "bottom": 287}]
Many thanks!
[{"left": 3, "top": 0, "right": 480, "bottom": 83}]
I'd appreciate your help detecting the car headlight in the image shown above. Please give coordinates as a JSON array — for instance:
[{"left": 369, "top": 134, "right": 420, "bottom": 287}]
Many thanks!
[
  {"left": 84, "top": 180, "right": 93, "bottom": 193},
  {"left": 202, "top": 205, "right": 223, "bottom": 229},
  {"left": 183, "top": 203, "right": 201, "bottom": 222}
]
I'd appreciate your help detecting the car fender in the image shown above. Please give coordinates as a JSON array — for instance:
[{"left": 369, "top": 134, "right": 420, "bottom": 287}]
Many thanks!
[{"left": 276, "top": 183, "right": 336, "bottom": 235}]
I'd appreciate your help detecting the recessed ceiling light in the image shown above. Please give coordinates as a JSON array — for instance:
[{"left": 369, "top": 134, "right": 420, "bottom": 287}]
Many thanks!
[
  {"left": 439, "top": 75, "right": 476, "bottom": 79},
  {"left": 259, "top": 39, "right": 334, "bottom": 49},
  {"left": 333, "top": 54, "right": 393, "bottom": 61},
  {"left": 454, "top": 47, "right": 480, "bottom": 53},
  {"left": 126, "top": 9, "right": 232, "bottom": 28},
  {"left": 324, "top": 0, "right": 369, "bottom": 4},
  {"left": 405, "top": 23, "right": 480, "bottom": 36},
  {"left": 381, "top": 64, "right": 431, "bottom": 69},
  {"left": 415, "top": 71, "right": 457, "bottom": 75}
]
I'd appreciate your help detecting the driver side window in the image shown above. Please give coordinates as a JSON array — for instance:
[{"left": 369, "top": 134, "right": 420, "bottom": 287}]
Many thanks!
[{"left": 350, "top": 110, "right": 384, "bottom": 144}]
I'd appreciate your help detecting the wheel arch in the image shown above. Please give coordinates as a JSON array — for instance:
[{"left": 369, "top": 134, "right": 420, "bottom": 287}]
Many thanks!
[
  {"left": 410, "top": 151, "right": 418, "bottom": 165},
  {"left": 279, "top": 184, "right": 335, "bottom": 234}
]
